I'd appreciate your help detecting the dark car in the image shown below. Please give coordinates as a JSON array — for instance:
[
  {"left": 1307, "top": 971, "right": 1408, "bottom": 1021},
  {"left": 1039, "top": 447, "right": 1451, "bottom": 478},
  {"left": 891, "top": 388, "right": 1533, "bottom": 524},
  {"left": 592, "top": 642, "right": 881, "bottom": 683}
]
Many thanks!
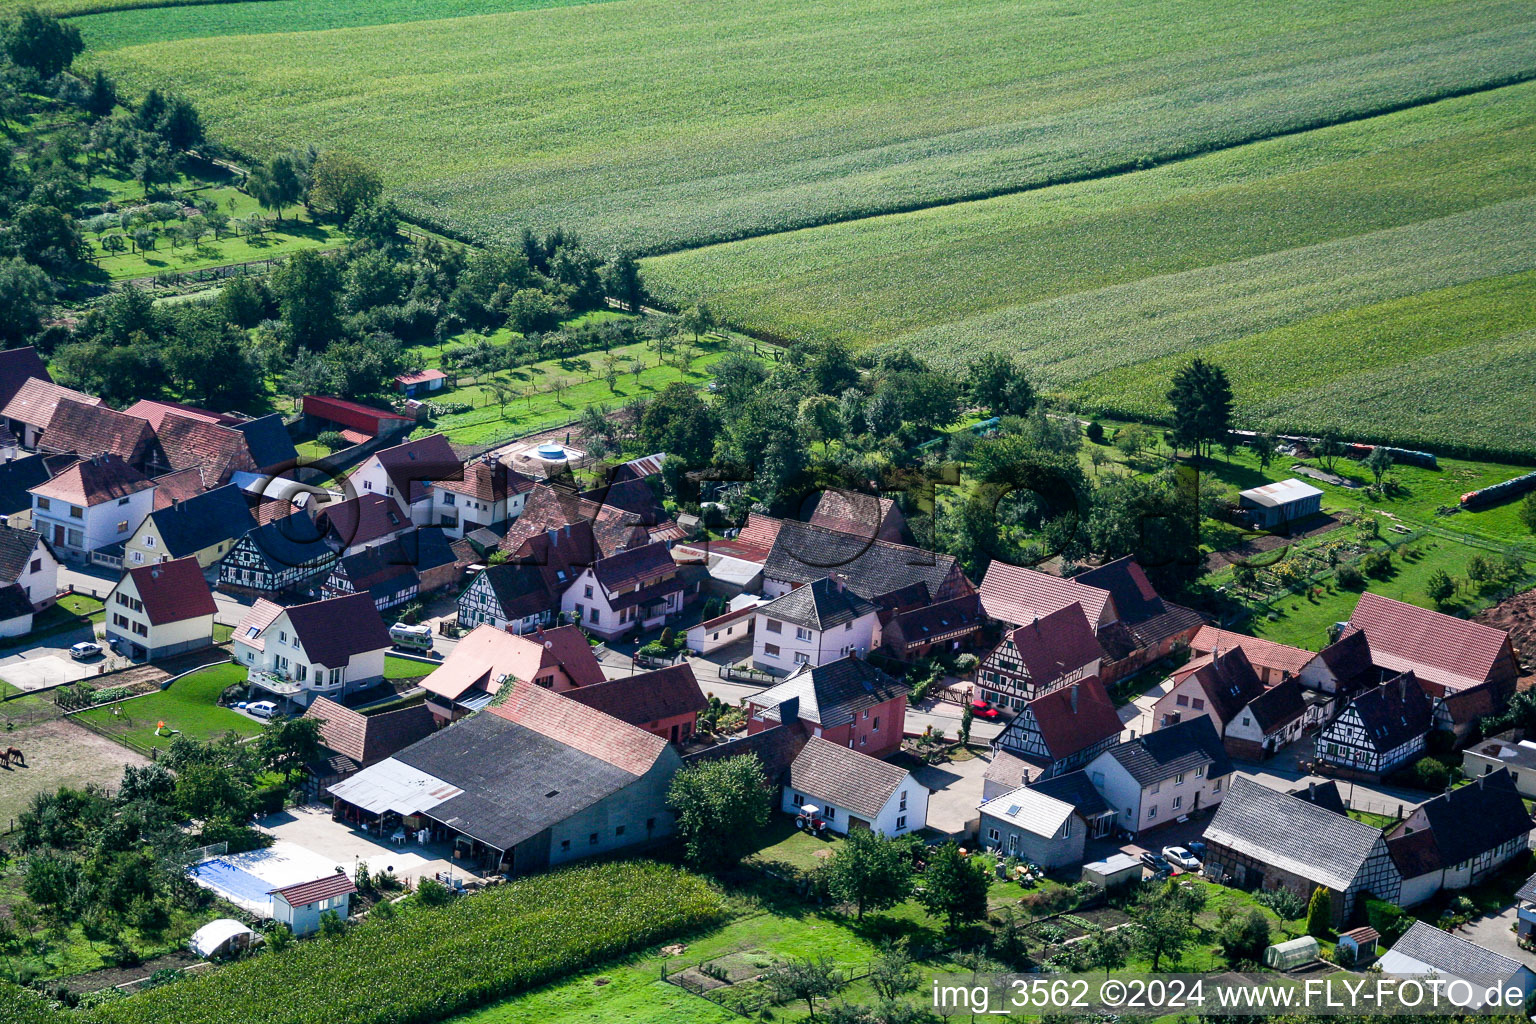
[
  {"left": 970, "top": 699, "right": 1001, "bottom": 720},
  {"left": 1139, "top": 851, "right": 1172, "bottom": 875},
  {"left": 1187, "top": 840, "right": 1207, "bottom": 859}
]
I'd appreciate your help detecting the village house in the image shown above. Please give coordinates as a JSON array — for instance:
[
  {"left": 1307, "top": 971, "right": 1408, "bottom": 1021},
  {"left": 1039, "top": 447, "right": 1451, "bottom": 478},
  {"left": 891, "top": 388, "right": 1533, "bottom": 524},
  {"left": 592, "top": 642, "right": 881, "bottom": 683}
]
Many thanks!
[
  {"left": 746, "top": 656, "right": 908, "bottom": 758},
  {"left": 975, "top": 603, "right": 1105, "bottom": 710},
  {"left": 564, "top": 664, "right": 708, "bottom": 745},
  {"left": 1151, "top": 646, "right": 1265, "bottom": 736},
  {"left": 1432, "top": 687, "right": 1498, "bottom": 749},
  {"left": 562, "top": 540, "right": 689, "bottom": 641},
  {"left": 761, "top": 518, "right": 974, "bottom": 605},
  {"left": 38, "top": 398, "right": 155, "bottom": 468},
  {"left": 300, "top": 695, "right": 436, "bottom": 797},
  {"left": 148, "top": 411, "right": 261, "bottom": 489},
  {"left": 805, "top": 487, "right": 916, "bottom": 545},
  {"left": 672, "top": 512, "right": 781, "bottom": 600},
  {"left": 321, "top": 531, "right": 458, "bottom": 612},
  {"left": 311, "top": 492, "right": 414, "bottom": 557},
  {"left": 878, "top": 593, "right": 984, "bottom": 663},
  {"left": 29, "top": 455, "right": 156, "bottom": 561},
  {"left": 1222, "top": 677, "right": 1307, "bottom": 760},
  {"left": 783, "top": 735, "right": 928, "bottom": 837},
  {"left": 1188, "top": 626, "right": 1316, "bottom": 686},
  {"left": 978, "top": 561, "right": 1116, "bottom": 631},
  {"left": 121, "top": 483, "right": 256, "bottom": 568},
  {"left": 1071, "top": 557, "right": 1204, "bottom": 682},
  {"left": 329, "top": 679, "right": 681, "bottom": 875},
  {"left": 217, "top": 514, "right": 340, "bottom": 596},
  {"left": 0, "top": 523, "right": 58, "bottom": 609},
  {"left": 3, "top": 377, "right": 99, "bottom": 450},
  {"left": 1202, "top": 776, "right": 1402, "bottom": 926},
  {"left": 979, "top": 786, "right": 1089, "bottom": 868},
  {"left": 457, "top": 562, "right": 557, "bottom": 634},
  {"left": 421, "top": 623, "right": 605, "bottom": 724},
  {"left": 352, "top": 433, "right": 461, "bottom": 524},
  {"left": 105, "top": 556, "right": 217, "bottom": 661},
  {"left": 428, "top": 457, "right": 535, "bottom": 538},
  {"left": 752, "top": 577, "right": 879, "bottom": 675},
  {"left": 1387, "top": 770, "right": 1533, "bottom": 904},
  {"left": 233, "top": 592, "right": 391, "bottom": 709},
  {"left": 1084, "top": 717, "right": 1233, "bottom": 834},
  {"left": 990, "top": 676, "right": 1124, "bottom": 784},
  {"left": 1316, "top": 672, "right": 1433, "bottom": 777},
  {"left": 1377, "top": 923, "right": 1536, "bottom": 1010}
]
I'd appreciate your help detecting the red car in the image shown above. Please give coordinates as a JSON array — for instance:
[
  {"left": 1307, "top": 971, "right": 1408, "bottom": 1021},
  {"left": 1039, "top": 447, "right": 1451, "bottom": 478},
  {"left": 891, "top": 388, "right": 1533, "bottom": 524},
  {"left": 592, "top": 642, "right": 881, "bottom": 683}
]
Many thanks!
[{"left": 970, "top": 699, "right": 1001, "bottom": 719}]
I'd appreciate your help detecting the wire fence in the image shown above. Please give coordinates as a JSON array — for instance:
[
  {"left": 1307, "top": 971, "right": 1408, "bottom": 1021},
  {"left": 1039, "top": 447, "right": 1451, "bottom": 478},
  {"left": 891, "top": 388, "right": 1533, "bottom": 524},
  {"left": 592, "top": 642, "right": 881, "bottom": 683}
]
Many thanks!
[{"left": 661, "top": 954, "right": 877, "bottom": 1019}]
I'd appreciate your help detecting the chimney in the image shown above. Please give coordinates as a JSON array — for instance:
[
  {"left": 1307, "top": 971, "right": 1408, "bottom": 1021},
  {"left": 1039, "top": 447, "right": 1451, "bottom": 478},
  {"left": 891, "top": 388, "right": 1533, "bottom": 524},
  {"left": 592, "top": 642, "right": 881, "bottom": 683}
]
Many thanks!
[{"left": 1309, "top": 781, "right": 1316, "bottom": 798}]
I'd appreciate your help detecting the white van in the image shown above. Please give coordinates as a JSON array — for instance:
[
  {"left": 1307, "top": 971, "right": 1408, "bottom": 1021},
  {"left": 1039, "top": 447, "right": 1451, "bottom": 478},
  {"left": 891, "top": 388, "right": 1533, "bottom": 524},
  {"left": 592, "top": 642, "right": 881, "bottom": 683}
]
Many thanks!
[
  {"left": 389, "top": 622, "right": 434, "bottom": 652},
  {"left": 247, "top": 700, "right": 278, "bottom": 719}
]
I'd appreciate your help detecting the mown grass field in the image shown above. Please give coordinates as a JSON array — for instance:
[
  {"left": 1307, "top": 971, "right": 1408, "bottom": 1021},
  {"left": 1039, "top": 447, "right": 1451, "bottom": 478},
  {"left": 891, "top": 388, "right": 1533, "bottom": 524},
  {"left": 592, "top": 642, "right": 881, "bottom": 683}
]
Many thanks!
[
  {"left": 74, "top": 662, "right": 258, "bottom": 749},
  {"left": 81, "top": 0, "right": 1536, "bottom": 253}
]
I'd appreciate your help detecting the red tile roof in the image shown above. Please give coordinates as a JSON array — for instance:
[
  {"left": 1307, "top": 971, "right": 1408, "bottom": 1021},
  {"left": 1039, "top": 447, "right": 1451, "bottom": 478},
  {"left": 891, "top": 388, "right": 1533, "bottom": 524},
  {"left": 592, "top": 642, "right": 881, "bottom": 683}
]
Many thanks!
[
  {"left": 592, "top": 541, "right": 676, "bottom": 593},
  {"left": 423, "top": 623, "right": 605, "bottom": 702},
  {"left": 123, "top": 399, "right": 235, "bottom": 431},
  {"left": 151, "top": 467, "right": 208, "bottom": 509},
  {"left": 564, "top": 664, "right": 708, "bottom": 727},
  {"left": 232, "top": 598, "right": 285, "bottom": 651},
  {"left": 1190, "top": 626, "right": 1315, "bottom": 677},
  {"left": 1005, "top": 603, "right": 1107, "bottom": 684},
  {"left": 500, "top": 485, "right": 648, "bottom": 561},
  {"left": 395, "top": 369, "right": 447, "bottom": 386},
  {"left": 304, "top": 695, "right": 436, "bottom": 766},
  {"left": 979, "top": 561, "right": 1114, "bottom": 629},
  {"left": 1025, "top": 675, "right": 1123, "bottom": 760},
  {"left": 489, "top": 678, "right": 667, "bottom": 775},
  {"left": 268, "top": 872, "right": 356, "bottom": 907},
  {"left": 121, "top": 555, "right": 216, "bottom": 625},
  {"left": 1346, "top": 592, "right": 1516, "bottom": 694},
  {"left": 42, "top": 398, "right": 153, "bottom": 462},
  {"left": 155, "top": 412, "right": 257, "bottom": 487},
  {"left": 31, "top": 455, "right": 154, "bottom": 506},
  {"left": 807, "top": 488, "right": 912, "bottom": 544},
  {"left": 434, "top": 459, "right": 536, "bottom": 501},
  {"left": 2, "top": 378, "right": 100, "bottom": 428}
]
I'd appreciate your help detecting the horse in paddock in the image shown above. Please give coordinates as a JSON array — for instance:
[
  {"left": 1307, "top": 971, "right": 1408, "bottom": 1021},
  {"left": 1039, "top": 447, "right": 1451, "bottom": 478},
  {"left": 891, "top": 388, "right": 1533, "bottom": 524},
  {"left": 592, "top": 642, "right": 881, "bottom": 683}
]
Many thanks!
[{"left": 2, "top": 747, "right": 22, "bottom": 767}]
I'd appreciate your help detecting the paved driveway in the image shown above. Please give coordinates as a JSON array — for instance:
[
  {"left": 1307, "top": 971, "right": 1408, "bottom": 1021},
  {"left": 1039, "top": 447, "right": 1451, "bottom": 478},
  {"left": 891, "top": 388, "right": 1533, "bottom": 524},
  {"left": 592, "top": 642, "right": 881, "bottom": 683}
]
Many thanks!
[
  {"left": 908, "top": 749, "right": 992, "bottom": 836},
  {"left": 1460, "top": 904, "right": 1534, "bottom": 968},
  {"left": 0, "top": 650, "right": 100, "bottom": 690},
  {"left": 257, "top": 804, "right": 462, "bottom": 885}
]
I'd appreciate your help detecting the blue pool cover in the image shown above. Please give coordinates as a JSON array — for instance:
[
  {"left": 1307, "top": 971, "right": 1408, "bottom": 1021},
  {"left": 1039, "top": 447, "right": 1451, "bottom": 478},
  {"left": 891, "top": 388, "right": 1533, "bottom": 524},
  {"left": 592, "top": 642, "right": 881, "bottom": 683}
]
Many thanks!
[{"left": 187, "top": 858, "right": 274, "bottom": 908}]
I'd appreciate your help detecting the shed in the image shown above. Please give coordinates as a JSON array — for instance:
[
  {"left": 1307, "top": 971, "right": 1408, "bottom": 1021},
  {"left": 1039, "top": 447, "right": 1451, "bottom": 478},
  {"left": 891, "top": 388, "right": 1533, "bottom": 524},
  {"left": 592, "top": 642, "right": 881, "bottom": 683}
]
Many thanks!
[
  {"left": 189, "top": 919, "right": 256, "bottom": 959},
  {"left": 1238, "top": 478, "right": 1323, "bottom": 529},
  {"left": 1263, "top": 935, "right": 1320, "bottom": 970},
  {"left": 269, "top": 873, "right": 357, "bottom": 936},
  {"left": 1081, "top": 852, "right": 1143, "bottom": 890},
  {"left": 1337, "top": 925, "right": 1380, "bottom": 965}
]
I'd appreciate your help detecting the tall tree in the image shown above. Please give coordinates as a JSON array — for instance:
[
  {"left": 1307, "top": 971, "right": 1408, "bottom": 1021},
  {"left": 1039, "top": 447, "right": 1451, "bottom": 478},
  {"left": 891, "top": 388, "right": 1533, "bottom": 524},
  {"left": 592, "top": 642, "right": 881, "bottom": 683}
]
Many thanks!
[
  {"left": 3, "top": 8, "right": 82, "bottom": 79},
  {"left": 822, "top": 829, "right": 912, "bottom": 920},
  {"left": 1365, "top": 445, "right": 1393, "bottom": 487},
  {"left": 0, "top": 257, "right": 52, "bottom": 345},
  {"left": 640, "top": 382, "right": 718, "bottom": 466},
  {"left": 665, "top": 753, "right": 770, "bottom": 870},
  {"left": 258, "top": 716, "right": 324, "bottom": 781},
  {"left": 309, "top": 151, "right": 383, "bottom": 221},
  {"left": 1166, "top": 358, "right": 1233, "bottom": 459},
  {"left": 604, "top": 252, "right": 645, "bottom": 312},
  {"left": 271, "top": 249, "right": 343, "bottom": 350}
]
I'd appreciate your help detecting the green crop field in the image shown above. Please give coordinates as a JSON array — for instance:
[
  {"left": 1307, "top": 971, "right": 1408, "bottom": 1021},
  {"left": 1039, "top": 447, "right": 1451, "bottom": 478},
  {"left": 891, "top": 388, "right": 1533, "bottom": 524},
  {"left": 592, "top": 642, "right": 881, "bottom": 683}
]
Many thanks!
[{"left": 80, "top": 0, "right": 1536, "bottom": 253}]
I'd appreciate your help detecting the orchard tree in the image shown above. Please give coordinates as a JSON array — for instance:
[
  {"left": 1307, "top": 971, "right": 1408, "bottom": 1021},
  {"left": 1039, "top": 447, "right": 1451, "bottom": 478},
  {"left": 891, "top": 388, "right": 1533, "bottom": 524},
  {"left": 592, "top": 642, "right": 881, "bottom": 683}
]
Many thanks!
[
  {"left": 309, "top": 151, "right": 382, "bottom": 220},
  {"left": 762, "top": 956, "right": 843, "bottom": 1020},
  {"left": 823, "top": 829, "right": 912, "bottom": 920},
  {"left": 916, "top": 842, "right": 989, "bottom": 930},
  {"left": 3, "top": 8, "right": 83, "bottom": 79},
  {"left": 0, "top": 257, "right": 53, "bottom": 345},
  {"left": 1365, "top": 445, "right": 1393, "bottom": 487},
  {"left": 665, "top": 753, "right": 770, "bottom": 870}
]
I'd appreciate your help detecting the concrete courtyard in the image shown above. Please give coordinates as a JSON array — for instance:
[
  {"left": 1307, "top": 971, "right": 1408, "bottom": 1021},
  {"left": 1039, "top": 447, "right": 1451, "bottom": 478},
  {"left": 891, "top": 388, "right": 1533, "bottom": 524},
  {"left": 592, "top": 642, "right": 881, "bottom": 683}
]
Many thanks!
[{"left": 256, "top": 803, "right": 464, "bottom": 887}]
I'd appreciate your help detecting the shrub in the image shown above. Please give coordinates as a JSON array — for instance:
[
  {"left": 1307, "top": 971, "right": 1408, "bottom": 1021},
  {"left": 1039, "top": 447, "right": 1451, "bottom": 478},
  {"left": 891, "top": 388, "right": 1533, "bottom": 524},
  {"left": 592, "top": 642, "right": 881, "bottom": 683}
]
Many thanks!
[
  {"left": 1253, "top": 887, "right": 1306, "bottom": 921},
  {"left": 316, "top": 430, "right": 348, "bottom": 452},
  {"left": 1364, "top": 897, "right": 1410, "bottom": 943},
  {"left": 1085, "top": 420, "right": 1105, "bottom": 443},
  {"left": 92, "top": 686, "right": 132, "bottom": 705},
  {"left": 1305, "top": 887, "right": 1333, "bottom": 938},
  {"left": 264, "top": 922, "right": 292, "bottom": 953},
  {"left": 415, "top": 878, "right": 453, "bottom": 907},
  {"left": 317, "top": 910, "right": 347, "bottom": 938},
  {"left": 1360, "top": 550, "right": 1392, "bottom": 579},
  {"left": 1217, "top": 908, "right": 1271, "bottom": 966},
  {"left": 1335, "top": 563, "right": 1365, "bottom": 589}
]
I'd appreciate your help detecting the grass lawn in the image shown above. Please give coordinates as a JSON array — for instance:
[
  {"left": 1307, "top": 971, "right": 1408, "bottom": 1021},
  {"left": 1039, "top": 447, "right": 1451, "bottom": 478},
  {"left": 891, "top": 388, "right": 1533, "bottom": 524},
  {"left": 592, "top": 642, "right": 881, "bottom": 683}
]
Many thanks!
[
  {"left": 384, "top": 654, "right": 436, "bottom": 680},
  {"left": 74, "top": 662, "right": 258, "bottom": 750},
  {"left": 57, "top": 593, "right": 106, "bottom": 621},
  {"left": 212, "top": 623, "right": 233, "bottom": 644},
  {"left": 1347, "top": 809, "right": 1400, "bottom": 831}
]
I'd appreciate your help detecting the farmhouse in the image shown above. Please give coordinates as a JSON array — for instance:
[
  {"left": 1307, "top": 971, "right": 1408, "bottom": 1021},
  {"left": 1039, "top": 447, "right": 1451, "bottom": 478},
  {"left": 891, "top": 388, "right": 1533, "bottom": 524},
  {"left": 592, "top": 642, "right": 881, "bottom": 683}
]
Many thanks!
[
  {"left": 783, "top": 735, "right": 927, "bottom": 837},
  {"left": 752, "top": 577, "right": 879, "bottom": 674},
  {"left": 1222, "top": 677, "right": 1307, "bottom": 760},
  {"left": 1202, "top": 775, "right": 1401, "bottom": 926},
  {"left": 217, "top": 514, "right": 339, "bottom": 596},
  {"left": 561, "top": 540, "right": 689, "bottom": 640},
  {"left": 977, "top": 561, "right": 1115, "bottom": 631},
  {"left": 456, "top": 562, "right": 557, "bottom": 634},
  {"left": 499, "top": 484, "right": 653, "bottom": 561},
  {"left": 233, "top": 592, "right": 391, "bottom": 708},
  {"left": 991, "top": 676, "right": 1123, "bottom": 782},
  {"left": 1084, "top": 716, "right": 1232, "bottom": 834},
  {"left": 1332, "top": 592, "right": 1519, "bottom": 700},
  {"left": 878, "top": 593, "right": 984, "bottom": 662},
  {"left": 38, "top": 398, "right": 154, "bottom": 467},
  {"left": 1188, "top": 626, "right": 1315, "bottom": 686},
  {"left": 330, "top": 679, "right": 681, "bottom": 875},
  {"left": 312, "top": 492, "right": 413, "bottom": 556},
  {"left": 300, "top": 695, "right": 436, "bottom": 796},
  {"left": 105, "top": 556, "right": 217, "bottom": 661},
  {"left": 975, "top": 603, "right": 1105, "bottom": 709},
  {"left": 1072, "top": 557, "right": 1203, "bottom": 680},
  {"left": 1237, "top": 478, "right": 1323, "bottom": 529},
  {"left": 3, "top": 378, "right": 100, "bottom": 449},
  {"left": 149, "top": 411, "right": 260, "bottom": 488},
  {"left": 746, "top": 656, "right": 908, "bottom": 757},
  {"left": 1316, "top": 673, "right": 1433, "bottom": 777},
  {"left": 1151, "top": 646, "right": 1265, "bottom": 737}
]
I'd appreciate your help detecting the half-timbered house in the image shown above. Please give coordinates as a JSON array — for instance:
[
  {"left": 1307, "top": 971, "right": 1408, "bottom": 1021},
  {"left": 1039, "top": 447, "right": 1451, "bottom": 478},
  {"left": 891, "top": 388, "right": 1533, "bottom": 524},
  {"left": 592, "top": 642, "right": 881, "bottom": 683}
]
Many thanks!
[
  {"left": 216, "top": 515, "right": 339, "bottom": 596},
  {"left": 975, "top": 603, "right": 1105, "bottom": 710},
  {"left": 991, "top": 676, "right": 1123, "bottom": 781},
  {"left": 1317, "top": 672, "right": 1433, "bottom": 777}
]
